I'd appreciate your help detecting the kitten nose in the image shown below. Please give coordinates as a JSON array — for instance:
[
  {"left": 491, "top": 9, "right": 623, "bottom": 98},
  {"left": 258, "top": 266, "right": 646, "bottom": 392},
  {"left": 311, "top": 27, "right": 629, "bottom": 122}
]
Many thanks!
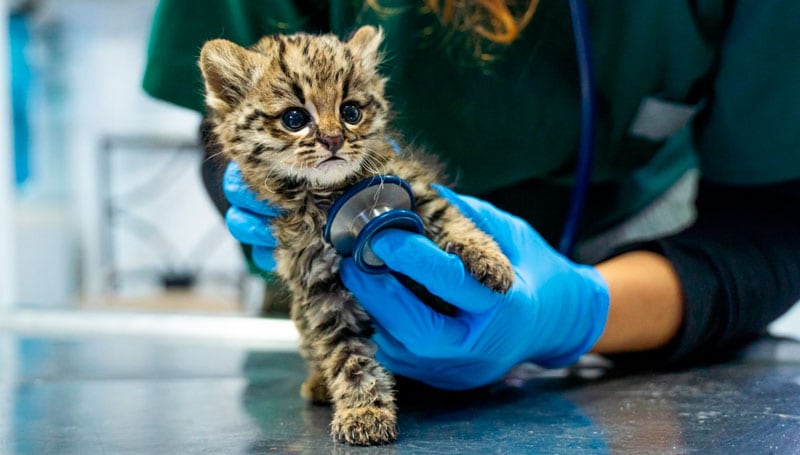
[{"left": 318, "top": 134, "right": 344, "bottom": 153}]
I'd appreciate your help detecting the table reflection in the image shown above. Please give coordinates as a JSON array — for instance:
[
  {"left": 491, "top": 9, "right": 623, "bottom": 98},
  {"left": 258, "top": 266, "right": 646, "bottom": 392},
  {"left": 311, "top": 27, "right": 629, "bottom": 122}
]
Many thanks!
[{"left": 0, "top": 335, "right": 798, "bottom": 454}]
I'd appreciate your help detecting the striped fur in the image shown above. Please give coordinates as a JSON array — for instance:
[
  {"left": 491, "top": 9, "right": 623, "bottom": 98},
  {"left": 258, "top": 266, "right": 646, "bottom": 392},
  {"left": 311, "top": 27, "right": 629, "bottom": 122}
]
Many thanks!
[{"left": 200, "top": 26, "right": 513, "bottom": 446}]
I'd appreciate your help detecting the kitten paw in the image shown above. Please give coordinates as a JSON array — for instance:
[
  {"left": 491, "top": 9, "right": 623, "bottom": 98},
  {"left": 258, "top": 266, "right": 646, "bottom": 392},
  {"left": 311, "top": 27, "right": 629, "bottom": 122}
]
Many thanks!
[
  {"left": 447, "top": 242, "right": 514, "bottom": 294},
  {"left": 300, "top": 371, "right": 331, "bottom": 404},
  {"left": 331, "top": 406, "right": 398, "bottom": 446}
]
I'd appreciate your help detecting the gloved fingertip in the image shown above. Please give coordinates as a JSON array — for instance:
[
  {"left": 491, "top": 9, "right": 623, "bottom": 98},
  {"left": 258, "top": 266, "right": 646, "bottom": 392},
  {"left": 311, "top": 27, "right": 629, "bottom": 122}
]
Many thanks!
[
  {"left": 431, "top": 184, "right": 457, "bottom": 200},
  {"left": 338, "top": 258, "right": 375, "bottom": 296},
  {"left": 373, "top": 349, "right": 399, "bottom": 374},
  {"left": 337, "top": 258, "right": 358, "bottom": 283},
  {"left": 340, "top": 259, "right": 397, "bottom": 294},
  {"left": 222, "top": 161, "right": 242, "bottom": 194},
  {"left": 369, "top": 230, "right": 445, "bottom": 269},
  {"left": 223, "top": 163, "right": 281, "bottom": 216},
  {"left": 225, "top": 207, "right": 278, "bottom": 247},
  {"left": 252, "top": 246, "right": 277, "bottom": 272},
  {"left": 431, "top": 186, "right": 488, "bottom": 230},
  {"left": 224, "top": 207, "right": 244, "bottom": 239},
  {"left": 224, "top": 160, "right": 240, "bottom": 175},
  {"left": 368, "top": 229, "right": 408, "bottom": 257}
]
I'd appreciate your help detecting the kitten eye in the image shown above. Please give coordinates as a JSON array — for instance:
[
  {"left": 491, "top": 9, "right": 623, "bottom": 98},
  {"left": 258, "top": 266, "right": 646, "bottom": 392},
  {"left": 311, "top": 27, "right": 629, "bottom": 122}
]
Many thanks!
[
  {"left": 341, "top": 103, "right": 362, "bottom": 124},
  {"left": 281, "top": 108, "right": 310, "bottom": 131}
]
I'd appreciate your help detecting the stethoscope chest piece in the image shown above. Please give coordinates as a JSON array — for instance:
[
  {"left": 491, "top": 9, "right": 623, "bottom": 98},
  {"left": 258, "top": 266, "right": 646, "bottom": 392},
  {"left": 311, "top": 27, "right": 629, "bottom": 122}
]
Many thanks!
[{"left": 324, "top": 175, "right": 423, "bottom": 273}]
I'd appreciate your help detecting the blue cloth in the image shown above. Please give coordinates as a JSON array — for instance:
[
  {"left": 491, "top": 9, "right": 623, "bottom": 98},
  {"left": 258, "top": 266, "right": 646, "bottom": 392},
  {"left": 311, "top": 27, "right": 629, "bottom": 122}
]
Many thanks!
[{"left": 9, "top": 11, "right": 32, "bottom": 187}]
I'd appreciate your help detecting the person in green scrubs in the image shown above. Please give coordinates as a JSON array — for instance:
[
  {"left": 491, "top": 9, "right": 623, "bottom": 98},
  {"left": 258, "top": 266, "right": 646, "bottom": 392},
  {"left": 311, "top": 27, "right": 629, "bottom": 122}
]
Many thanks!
[{"left": 143, "top": 0, "right": 800, "bottom": 388}]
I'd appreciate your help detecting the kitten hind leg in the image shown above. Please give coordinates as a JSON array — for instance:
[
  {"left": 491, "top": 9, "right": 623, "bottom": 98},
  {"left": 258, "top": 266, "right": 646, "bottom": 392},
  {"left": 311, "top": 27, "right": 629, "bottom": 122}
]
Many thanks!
[
  {"left": 300, "top": 368, "right": 331, "bottom": 404},
  {"left": 291, "top": 297, "right": 331, "bottom": 404}
]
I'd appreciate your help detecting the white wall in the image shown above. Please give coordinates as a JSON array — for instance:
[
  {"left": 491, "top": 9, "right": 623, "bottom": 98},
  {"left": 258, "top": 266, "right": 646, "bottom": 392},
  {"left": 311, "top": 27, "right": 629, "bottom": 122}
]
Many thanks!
[
  {"left": 771, "top": 305, "right": 800, "bottom": 339},
  {"left": 0, "top": 0, "right": 17, "bottom": 307},
  {"left": 6, "top": 0, "right": 248, "bottom": 307},
  {"left": 58, "top": 0, "right": 244, "bottom": 301}
]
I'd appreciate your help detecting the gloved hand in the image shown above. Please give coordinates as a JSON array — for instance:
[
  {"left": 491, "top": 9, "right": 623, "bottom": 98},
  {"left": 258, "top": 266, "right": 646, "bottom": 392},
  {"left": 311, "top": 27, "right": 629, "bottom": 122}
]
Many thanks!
[
  {"left": 339, "top": 186, "right": 610, "bottom": 390},
  {"left": 223, "top": 161, "right": 280, "bottom": 272}
]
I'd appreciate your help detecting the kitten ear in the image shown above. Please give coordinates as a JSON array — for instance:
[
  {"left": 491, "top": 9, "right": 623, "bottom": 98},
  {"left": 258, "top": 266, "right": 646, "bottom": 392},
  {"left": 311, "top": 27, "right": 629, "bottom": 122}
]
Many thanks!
[
  {"left": 199, "top": 39, "right": 262, "bottom": 113},
  {"left": 347, "top": 26, "right": 384, "bottom": 68}
]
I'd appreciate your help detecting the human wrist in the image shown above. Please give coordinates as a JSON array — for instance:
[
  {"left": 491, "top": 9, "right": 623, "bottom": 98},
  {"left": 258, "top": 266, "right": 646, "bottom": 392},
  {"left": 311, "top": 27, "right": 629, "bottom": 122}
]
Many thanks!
[{"left": 590, "top": 251, "right": 683, "bottom": 355}]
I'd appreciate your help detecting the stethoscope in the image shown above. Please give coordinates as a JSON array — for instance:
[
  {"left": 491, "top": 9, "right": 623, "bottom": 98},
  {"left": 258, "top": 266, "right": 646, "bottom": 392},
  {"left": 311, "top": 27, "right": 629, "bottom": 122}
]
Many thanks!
[{"left": 325, "top": 0, "right": 596, "bottom": 272}]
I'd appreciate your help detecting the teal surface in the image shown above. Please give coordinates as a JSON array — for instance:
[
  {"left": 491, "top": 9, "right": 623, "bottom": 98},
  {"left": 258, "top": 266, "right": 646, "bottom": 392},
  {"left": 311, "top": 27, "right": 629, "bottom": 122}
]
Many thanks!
[{"left": 1, "top": 333, "right": 799, "bottom": 454}]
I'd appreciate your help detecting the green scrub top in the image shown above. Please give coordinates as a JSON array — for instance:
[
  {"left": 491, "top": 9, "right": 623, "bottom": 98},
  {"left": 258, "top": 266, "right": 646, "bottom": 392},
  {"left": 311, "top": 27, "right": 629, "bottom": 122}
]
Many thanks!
[{"left": 142, "top": 0, "right": 800, "bottom": 244}]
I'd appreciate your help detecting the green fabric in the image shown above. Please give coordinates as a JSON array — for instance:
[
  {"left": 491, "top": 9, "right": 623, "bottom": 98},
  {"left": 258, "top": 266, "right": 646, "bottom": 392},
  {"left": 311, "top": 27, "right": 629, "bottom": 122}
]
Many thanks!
[
  {"left": 695, "top": 0, "right": 800, "bottom": 184},
  {"left": 143, "top": 0, "right": 800, "bottom": 241}
]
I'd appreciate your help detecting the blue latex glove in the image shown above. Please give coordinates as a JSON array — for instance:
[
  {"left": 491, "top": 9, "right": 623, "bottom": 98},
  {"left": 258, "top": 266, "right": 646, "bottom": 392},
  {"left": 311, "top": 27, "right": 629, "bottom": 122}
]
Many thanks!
[
  {"left": 223, "top": 161, "right": 280, "bottom": 272},
  {"left": 339, "top": 186, "right": 610, "bottom": 390}
]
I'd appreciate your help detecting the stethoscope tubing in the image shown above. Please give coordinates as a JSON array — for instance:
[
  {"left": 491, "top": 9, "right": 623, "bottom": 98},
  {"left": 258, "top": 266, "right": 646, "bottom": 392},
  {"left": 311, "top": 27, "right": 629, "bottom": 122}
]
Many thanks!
[
  {"left": 559, "top": 0, "right": 596, "bottom": 258},
  {"left": 329, "top": 0, "right": 595, "bottom": 264}
]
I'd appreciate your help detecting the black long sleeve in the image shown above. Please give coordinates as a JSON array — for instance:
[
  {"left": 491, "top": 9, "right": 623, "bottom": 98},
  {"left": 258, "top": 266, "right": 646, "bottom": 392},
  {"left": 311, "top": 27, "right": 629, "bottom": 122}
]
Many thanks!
[
  {"left": 611, "top": 178, "right": 800, "bottom": 367},
  {"left": 199, "top": 119, "right": 232, "bottom": 218}
]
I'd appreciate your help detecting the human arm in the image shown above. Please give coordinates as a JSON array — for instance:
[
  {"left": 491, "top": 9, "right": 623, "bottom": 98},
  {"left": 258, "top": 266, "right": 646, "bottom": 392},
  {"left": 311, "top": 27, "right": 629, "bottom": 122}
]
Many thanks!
[
  {"left": 591, "top": 250, "right": 683, "bottom": 355},
  {"left": 580, "top": 0, "right": 800, "bottom": 363},
  {"left": 599, "top": 0, "right": 800, "bottom": 365},
  {"left": 205, "top": 0, "right": 800, "bottom": 379},
  {"left": 340, "top": 180, "right": 800, "bottom": 388},
  {"left": 219, "top": 157, "right": 800, "bottom": 386},
  {"left": 338, "top": 186, "right": 610, "bottom": 389},
  {"left": 601, "top": 179, "right": 800, "bottom": 366}
]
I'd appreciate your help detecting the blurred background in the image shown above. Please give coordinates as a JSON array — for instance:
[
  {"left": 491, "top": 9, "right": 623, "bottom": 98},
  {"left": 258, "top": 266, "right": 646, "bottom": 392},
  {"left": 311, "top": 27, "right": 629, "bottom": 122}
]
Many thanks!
[
  {"left": 0, "top": 0, "right": 797, "bottom": 340},
  {"left": 0, "top": 0, "right": 270, "bottom": 327}
]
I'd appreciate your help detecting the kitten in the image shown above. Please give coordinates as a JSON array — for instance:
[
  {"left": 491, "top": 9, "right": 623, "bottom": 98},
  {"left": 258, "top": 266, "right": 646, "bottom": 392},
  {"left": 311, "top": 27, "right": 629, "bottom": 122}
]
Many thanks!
[{"left": 199, "top": 26, "right": 514, "bottom": 446}]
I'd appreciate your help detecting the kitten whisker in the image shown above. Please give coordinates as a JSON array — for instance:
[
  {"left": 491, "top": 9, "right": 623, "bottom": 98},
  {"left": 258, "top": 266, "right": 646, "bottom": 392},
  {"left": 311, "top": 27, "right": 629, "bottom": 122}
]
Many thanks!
[
  {"left": 203, "top": 147, "right": 229, "bottom": 163},
  {"left": 359, "top": 149, "right": 388, "bottom": 177},
  {"left": 261, "top": 153, "right": 294, "bottom": 193}
]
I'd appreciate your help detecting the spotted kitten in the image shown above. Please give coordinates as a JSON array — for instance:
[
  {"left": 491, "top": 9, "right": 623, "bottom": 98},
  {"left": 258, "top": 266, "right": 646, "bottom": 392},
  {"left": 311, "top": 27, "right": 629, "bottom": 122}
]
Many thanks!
[{"left": 199, "top": 26, "right": 514, "bottom": 446}]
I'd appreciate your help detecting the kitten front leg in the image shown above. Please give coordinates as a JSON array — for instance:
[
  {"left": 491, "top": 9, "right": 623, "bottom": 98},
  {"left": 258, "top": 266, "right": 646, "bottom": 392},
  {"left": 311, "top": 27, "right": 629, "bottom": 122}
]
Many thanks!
[
  {"left": 306, "top": 288, "right": 397, "bottom": 445},
  {"left": 290, "top": 300, "right": 332, "bottom": 404},
  {"left": 416, "top": 192, "right": 514, "bottom": 294}
]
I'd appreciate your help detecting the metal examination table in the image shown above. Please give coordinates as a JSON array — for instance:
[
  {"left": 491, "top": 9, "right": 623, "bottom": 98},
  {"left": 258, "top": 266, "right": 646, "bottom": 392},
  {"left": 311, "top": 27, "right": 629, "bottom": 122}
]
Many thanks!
[{"left": 1, "top": 327, "right": 798, "bottom": 454}]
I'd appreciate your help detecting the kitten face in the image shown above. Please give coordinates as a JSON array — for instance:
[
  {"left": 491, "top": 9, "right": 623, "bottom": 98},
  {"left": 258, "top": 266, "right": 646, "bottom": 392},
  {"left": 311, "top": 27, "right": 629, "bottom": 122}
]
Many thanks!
[{"left": 200, "top": 26, "right": 391, "bottom": 189}]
